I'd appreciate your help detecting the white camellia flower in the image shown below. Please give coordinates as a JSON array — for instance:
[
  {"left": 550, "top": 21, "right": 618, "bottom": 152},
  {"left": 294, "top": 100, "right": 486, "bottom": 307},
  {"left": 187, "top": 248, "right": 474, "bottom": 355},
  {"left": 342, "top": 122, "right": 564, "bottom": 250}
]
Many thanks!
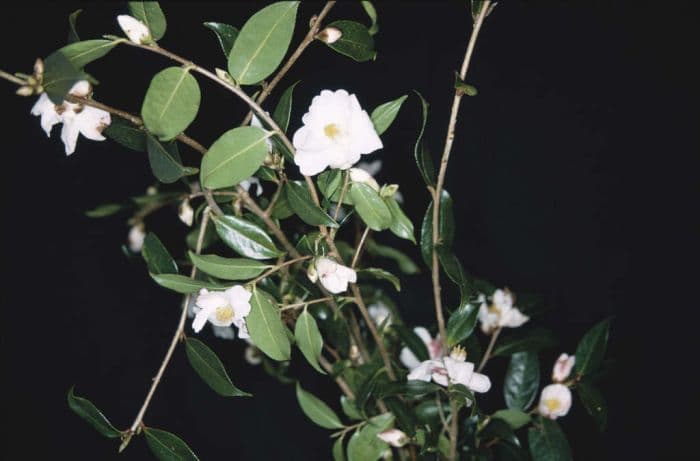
[
  {"left": 552, "top": 353, "right": 576, "bottom": 383},
  {"left": 307, "top": 257, "right": 357, "bottom": 294},
  {"left": 178, "top": 199, "right": 194, "bottom": 226},
  {"left": 30, "top": 81, "right": 111, "bottom": 155},
  {"left": 292, "top": 89, "right": 383, "bottom": 176},
  {"left": 377, "top": 429, "right": 409, "bottom": 447},
  {"left": 399, "top": 326, "right": 443, "bottom": 370},
  {"left": 368, "top": 301, "right": 392, "bottom": 328},
  {"left": 538, "top": 383, "right": 572, "bottom": 419},
  {"left": 349, "top": 167, "right": 380, "bottom": 191},
  {"left": 477, "top": 288, "right": 529, "bottom": 334},
  {"left": 407, "top": 346, "right": 491, "bottom": 394},
  {"left": 192, "top": 286, "right": 252, "bottom": 338},
  {"left": 127, "top": 223, "right": 146, "bottom": 252},
  {"left": 117, "top": 15, "right": 152, "bottom": 44}
]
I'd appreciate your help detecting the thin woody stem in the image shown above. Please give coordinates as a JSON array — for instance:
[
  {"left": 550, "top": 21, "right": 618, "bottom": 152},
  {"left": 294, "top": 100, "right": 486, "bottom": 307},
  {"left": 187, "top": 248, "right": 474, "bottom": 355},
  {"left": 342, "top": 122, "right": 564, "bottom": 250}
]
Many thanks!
[
  {"left": 477, "top": 326, "right": 501, "bottom": 373},
  {"left": 279, "top": 297, "right": 332, "bottom": 311},
  {"left": 250, "top": 255, "right": 311, "bottom": 284},
  {"left": 0, "top": 69, "right": 27, "bottom": 86},
  {"left": 351, "top": 227, "right": 371, "bottom": 269}
]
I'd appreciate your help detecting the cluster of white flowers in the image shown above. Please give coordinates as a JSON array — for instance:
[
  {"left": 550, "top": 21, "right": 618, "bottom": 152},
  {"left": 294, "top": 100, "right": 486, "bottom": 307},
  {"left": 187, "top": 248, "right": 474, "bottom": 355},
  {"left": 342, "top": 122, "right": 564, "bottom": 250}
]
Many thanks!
[
  {"left": 407, "top": 345, "right": 491, "bottom": 394},
  {"left": 192, "top": 286, "right": 252, "bottom": 338},
  {"left": 477, "top": 288, "right": 529, "bottom": 334},
  {"left": 307, "top": 256, "right": 357, "bottom": 294},
  {"left": 538, "top": 353, "right": 576, "bottom": 419},
  {"left": 30, "top": 81, "right": 111, "bottom": 155}
]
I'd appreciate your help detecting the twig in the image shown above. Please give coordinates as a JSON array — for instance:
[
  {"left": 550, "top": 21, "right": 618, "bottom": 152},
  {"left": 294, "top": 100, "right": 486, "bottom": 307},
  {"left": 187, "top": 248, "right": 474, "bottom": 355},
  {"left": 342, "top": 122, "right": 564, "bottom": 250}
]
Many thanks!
[
  {"left": 477, "top": 326, "right": 501, "bottom": 373},
  {"left": 279, "top": 297, "right": 332, "bottom": 311},
  {"left": 0, "top": 69, "right": 27, "bottom": 86},
  {"left": 250, "top": 255, "right": 311, "bottom": 284},
  {"left": 319, "top": 355, "right": 355, "bottom": 399},
  {"left": 333, "top": 170, "right": 351, "bottom": 221},
  {"left": 351, "top": 227, "right": 371, "bottom": 269}
]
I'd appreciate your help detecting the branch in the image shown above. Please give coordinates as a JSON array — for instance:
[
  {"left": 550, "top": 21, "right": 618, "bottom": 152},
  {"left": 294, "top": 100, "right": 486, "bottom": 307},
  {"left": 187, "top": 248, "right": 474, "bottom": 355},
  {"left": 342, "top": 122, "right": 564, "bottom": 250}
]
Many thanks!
[{"left": 477, "top": 326, "right": 501, "bottom": 373}]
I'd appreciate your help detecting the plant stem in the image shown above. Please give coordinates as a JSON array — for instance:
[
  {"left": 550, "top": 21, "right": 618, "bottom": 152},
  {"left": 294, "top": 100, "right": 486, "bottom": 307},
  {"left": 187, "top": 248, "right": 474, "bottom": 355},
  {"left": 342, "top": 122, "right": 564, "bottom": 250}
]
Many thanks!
[
  {"left": 477, "top": 326, "right": 501, "bottom": 373},
  {"left": 279, "top": 297, "right": 332, "bottom": 311},
  {"left": 333, "top": 170, "right": 351, "bottom": 221},
  {"left": 250, "top": 255, "right": 311, "bottom": 284},
  {"left": 0, "top": 69, "right": 26, "bottom": 86},
  {"left": 351, "top": 226, "right": 371, "bottom": 269}
]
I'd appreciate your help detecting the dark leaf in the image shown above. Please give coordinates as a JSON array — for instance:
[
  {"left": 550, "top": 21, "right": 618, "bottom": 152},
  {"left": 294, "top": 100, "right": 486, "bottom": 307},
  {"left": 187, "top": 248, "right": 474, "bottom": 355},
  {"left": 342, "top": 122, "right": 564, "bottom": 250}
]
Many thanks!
[{"left": 67, "top": 387, "right": 120, "bottom": 438}]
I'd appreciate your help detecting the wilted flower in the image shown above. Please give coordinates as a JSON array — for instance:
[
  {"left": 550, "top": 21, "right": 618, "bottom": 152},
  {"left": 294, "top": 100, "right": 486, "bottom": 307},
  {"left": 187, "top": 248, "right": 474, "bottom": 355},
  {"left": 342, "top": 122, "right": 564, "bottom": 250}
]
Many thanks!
[
  {"left": 307, "top": 257, "right": 357, "bottom": 294},
  {"left": 127, "top": 223, "right": 146, "bottom": 252},
  {"left": 399, "top": 326, "right": 442, "bottom": 370},
  {"left": 117, "top": 15, "right": 151, "bottom": 44},
  {"left": 407, "top": 346, "right": 491, "bottom": 393},
  {"left": 292, "top": 89, "right": 382, "bottom": 175},
  {"left": 349, "top": 167, "right": 380, "bottom": 191},
  {"left": 192, "top": 286, "right": 252, "bottom": 338},
  {"left": 178, "top": 199, "right": 194, "bottom": 226},
  {"left": 538, "top": 383, "right": 572, "bottom": 419},
  {"left": 552, "top": 353, "right": 576, "bottom": 383},
  {"left": 477, "top": 288, "right": 529, "bottom": 334},
  {"left": 377, "top": 429, "right": 408, "bottom": 447}
]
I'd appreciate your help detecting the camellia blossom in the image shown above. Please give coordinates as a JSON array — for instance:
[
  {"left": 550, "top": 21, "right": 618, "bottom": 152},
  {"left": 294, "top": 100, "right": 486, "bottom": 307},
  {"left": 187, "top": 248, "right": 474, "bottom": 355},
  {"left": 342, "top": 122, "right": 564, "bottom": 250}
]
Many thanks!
[
  {"left": 192, "top": 286, "right": 252, "bottom": 338},
  {"left": 399, "top": 327, "right": 442, "bottom": 370},
  {"left": 552, "top": 353, "right": 576, "bottom": 383},
  {"left": 292, "top": 89, "right": 383, "bottom": 176},
  {"left": 538, "top": 383, "right": 572, "bottom": 419},
  {"left": 127, "top": 223, "right": 146, "bottom": 252},
  {"left": 117, "top": 15, "right": 151, "bottom": 44},
  {"left": 30, "top": 81, "right": 111, "bottom": 155},
  {"left": 307, "top": 257, "right": 357, "bottom": 294},
  {"left": 407, "top": 346, "right": 491, "bottom": 393},
  {"left": 477, "top": 288, "right": 529, "bottom": 334},
  {"left": 377, "top": 429, "right": 409, "bottom": 448}
]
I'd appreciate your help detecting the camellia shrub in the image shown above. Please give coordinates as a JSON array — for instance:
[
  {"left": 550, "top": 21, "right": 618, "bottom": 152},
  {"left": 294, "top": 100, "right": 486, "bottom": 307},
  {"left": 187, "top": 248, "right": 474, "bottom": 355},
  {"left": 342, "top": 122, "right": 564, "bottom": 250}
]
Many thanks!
[{"left": 1, "top": 2, "right": 612, "bottom": 460}]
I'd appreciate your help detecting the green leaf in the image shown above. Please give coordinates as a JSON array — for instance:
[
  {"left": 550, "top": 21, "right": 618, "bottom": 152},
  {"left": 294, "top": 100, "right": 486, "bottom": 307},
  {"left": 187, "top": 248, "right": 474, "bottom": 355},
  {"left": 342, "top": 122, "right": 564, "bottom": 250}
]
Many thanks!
[
  {"left": 360, "top": 1, "right": 379, "bottom": 35},
  {"left": 359, "top": 268, "right": 400, "bottom": 291},
  {"left": 104, "top": 117, "right": 147, "bottom": 151},
  {"left": 365, "top": 240, "right": 420, "bottom": 274},
  {"left": 146, "top": 134, "right": 191, "bottom": 184},
  {"left": 325, "top": 20, "right": 376, "bottom": 62},
  {"left": 392, "top": 325, "right": 429, "bottom": 362},
  {"left": 248, "top": 288, "right": 290, "bottom": 360},
  {"left": 68, "top": 9, "right": 82, "bottom": 43},
  {"left": 446, "top": 303, "right": 479, "bottom": 347},
  {"left": 492, "top": 408, "right": 532, "bottom": 430},
  {"left": 185, "top": 337, "right": 251, "bottom": 397},
  {"left": 141, "top": 67, "right": 201, "bottom": 141},
  {"left": 286, "top": 181, "right": 338, "bottom": 227},
  {"left": 272, "top": 80, "right": 300, "bottom": 132},
  {"left": 333, "top": 435, "right": 346, "bottom": 461},
  {"left": 144, "top": 427, "right": 198, "bottom": 461},
  {"left": 317, "top": 169, "right": 348, "bottom": 203},
  {"left": 340, "top": 396, "right": 363, "bottom": 421},
  {"left": 295, "top": 309, "right": 326, "bottom": 374},
  {"left": 143, "top": 233, "right": 178, "bottom": 275},
  {"left": 438, "top": 250, "right": 472, "bottom": 304},
  {"left": 43, "top": 51, "right": 86, "bottom": 104},
  {"left": 504, "top": 351, "right": 540, "bottom": 410},
  {"left": 527, "top": 418, "right": 573, "bottom": 461},
  {"left": 203, "top": 22, "right": 239, "bottom": 58},
  {"left": 212, "top": 214, "right": 282, "bottom": 260},
  {"left": 574, "top": 317, "right": 612, "bottom": 377},
  {"left": 150, "top": 273, "right": 224, "bottom": 294},
  {"left": 296, "top": 383, "right": 344, "bottom": 429},
  {"left": 377, "top": 380, "right": 441, "bottom": 398},
  {"left": 271, "top": 190, "right": 294, "bottom": 219},
  {"left": 494, "top": 328, "right": 558, "bottom": 357},
  {"left": 413, "top": 91, "right": 434, "bottom": 186},
  {"left": 85, "top": 203, "right": 123, "bottom": 218},
  {"left": 228, "top": 2, "right": 299, "bottom": 84},
  {"left": 347, "top": 413, "right": 394, "bottom": 461},
  {"left": 128, "top": 1, "right": 167, "bottom": 41},
  {"left": 420, "top": 190, "right": 455, "bottom": 266},
  {"left": 385, "top": 197, "right": 415, "bottom": 243},
  {"left": 371, "top": 95, "right": 407, "bottom": 135},
  {"left": 67, "top": 387, "right": 120, "bottom": 438},
  {"left": 188, "top": 252, "right": 269, "bottom": 280},
  {"left": 59, "top": 39, "right": 120, "bottom": 70},
  {"left": 576, "top": 382, "right": 607, "bottom": 431},
  {"left": 349, "top": 183, "right": 392, "bottom": 231},
  {"left": 200, "top": 126, "right": 271, "bottom": 189}
]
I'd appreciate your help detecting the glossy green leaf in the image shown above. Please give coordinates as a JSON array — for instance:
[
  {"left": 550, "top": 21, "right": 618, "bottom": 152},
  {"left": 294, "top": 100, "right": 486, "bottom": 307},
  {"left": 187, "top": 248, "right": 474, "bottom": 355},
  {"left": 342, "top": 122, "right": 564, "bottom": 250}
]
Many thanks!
[
  {"left": 296, "top": 383, "right": 344, "bottom": 429},
  {"left": 450, "top": 383, "right": 475, "bottom": 406},
  {"left": 332, "top": 435, "right": 346, "bottom": 461},
  {"left": 347, "top": 413, "right": 394, "bottom": 461},
  {"left": 43, "top": 51, "right": 86, "bottom": 104},
  {"left": 212, "top": 214, "right": 282, "bottom": 260},
  {"left": 68, "top": 9, "right": 82, "bottom": 43},
  {"left": 228, "top": 2, "right": 299, "bottom": 84},
  {"left": 141, "top": 67, "right": 201, "bottom": 141},
  {"left": 317, "top": 169, "right": 349, "bottom": 203},
  {"left": 144, "top": 427, "right": 198, "bottom": 461},
  {"left": 577, "top": 382, "right": 607, "bottom": 431},
  {"left": 349, "top": 183, "right": 392, "bottom": 231},
  {"left": 574, "top": 318, "right": 612, "bottom": 377},
  {"left": 446, "top": 303, "right": 479, "bottom": 347},
  {"left": 413, "top": 91, "right": 434, "bottom": 185},
  {"left": 439, "top": 250, "right": 472, "bottom": 304},
  {"left": 504, "top": 351, "right": 540, "bottom": 410},
  {"left": 377, "top": 380, "right": 441, "bottom": 398},
  {"left": 340, "top": 396, "right": 362, "bottom": 421},
  {"left": 128, "top": 1, "right": 167, "bottom": 41},
  {"left": 271, "top": 190, "right": 294, "bottom": 219},
  {"left": 359, "top": 268, "right": 400, "bottom": 291},
  {"left": 527, "top": 418, "right": 573, "bottom": 461},
  {"left": 286, "top": 181, "right": 338, "bottom": 227},
  {"left": 203, "top": 22, "right": 239, "bottom": 58},
  {"left": 492, "top": 408, "right": 532, "bottom": 430},
  {"left": 85, "top": 203, "right": 123, "bottom": 218},
  {"left": 185, "top": 337, "right": 251, "bottom": 397},
  {"left": 188, "top": 252, "right": 269, "bottom": 280},
  {"left": 392, "top": 325, "right": 429, "bottom": 362},
  {"left": 272, "top": 80, "right": 300, "bottom": 133},
  {"left": 361, "top": 1, "right": 379, "bottom": 35},
  {"left": 371, "top": 95, "right": 407, "bottom": 135},
  {"left": 248, "top": 288, "right": 290, "bottom": 361},
  {"left": 150, "top": 273, "right": 223, "bottom": 294},
  {"left": 200, "top": 126, "right": 271, "bottom": 189},
  {"left": 325, "top": 20, "right": 375, "bottom": 62},
  {"left": 295, "top": 309, "right": 326, "bottom": 374},
  {"left": 67, "top": 387, "right": 120, "bottom": 438},
  {"left": 493, "top": 328, "right": 558, "bottom": 357},
  {"left": 146, "top": 134, "right": 192, "bottom": 184},
  {"left": 104, "top": 117, "right": 147, "bottom": 151},
  {"left": 365, "top": 240, "right": 420, "bottom": 274},
  {"left": 420, "top": 190, "right": 455, "bottom": 266},
  {"left": 385, "top": 197, "right": 415, "bottom": 243},
  {"left": 59, "top": 39, "right": 120, "bottom": 69},
  {"left": 143, "top": 233, "right": 178, "bottom": 275}
]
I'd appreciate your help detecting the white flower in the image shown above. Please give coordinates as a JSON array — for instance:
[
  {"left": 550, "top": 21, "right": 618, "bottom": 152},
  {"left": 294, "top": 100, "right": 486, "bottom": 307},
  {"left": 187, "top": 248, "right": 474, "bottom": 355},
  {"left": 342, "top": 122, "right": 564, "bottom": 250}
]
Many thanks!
[
  {"left": 552, "top": 353, "right": 576, "bottom": 383},
  {"left": 240, "top": 176, "right": 264, "bottom": 197},
  {"left": 178, "top": 199, "right": 194, "bottom": 226},
  {"left": 318, "top": 26, "right": 343, "bottom": 44},
  {"left": 117, "top": 15, "right": 151, "bottom": 44},
  {"left": 368, "top": 301, "right": 392, "bottom": 328},
  {"left": 377, "top": 429, "right": 408, "bottom": 447},
  {"left": 399, "top": 326, "right": 442, "bottom": 370},
  {"left": 538, "top": 384, "right": 572, "bottom": 419},
  {"left": 477, "top": 288, "right": 529, "bottom": 334},
  {"left": 349, "top": 167, "right": 380, "bottom": 191},
  {"left": 192, "top": 286, "right": 252, "bottom": 337},
  {"left": 407, "top": 346, "right": 491, "bottom": 394},
  {"left": 30, "top": 81, "right": 111, "bottom": 155},
  {"left": 307, "top": 257, "right": 357, "bottom": 294},
  {"left": 128, "top": 223, "right": 146, "bottom": 252},
  {"left": 292, "top": 89, "right": 383, "bottom": 176}
]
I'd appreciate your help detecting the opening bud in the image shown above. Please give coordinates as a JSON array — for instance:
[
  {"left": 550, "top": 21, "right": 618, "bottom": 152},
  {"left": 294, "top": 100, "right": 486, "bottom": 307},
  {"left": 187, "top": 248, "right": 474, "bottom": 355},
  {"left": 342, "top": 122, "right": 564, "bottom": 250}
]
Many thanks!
[{"left": 317, "top": 26, "right": 342, "bottom": 44}]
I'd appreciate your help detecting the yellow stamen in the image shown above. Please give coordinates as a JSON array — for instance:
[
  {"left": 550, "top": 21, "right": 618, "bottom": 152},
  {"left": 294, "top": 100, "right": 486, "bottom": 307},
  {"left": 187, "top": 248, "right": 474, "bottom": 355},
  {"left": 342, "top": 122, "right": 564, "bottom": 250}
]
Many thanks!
[
  {"left": 324, "top": 123, "right": 341, "bottom": 139},
  {"left": 215, "top": 305, "right": 235, "bottom": 323},
  {"left": 544, "top": 399, "right": 561, "bottom": 412}
]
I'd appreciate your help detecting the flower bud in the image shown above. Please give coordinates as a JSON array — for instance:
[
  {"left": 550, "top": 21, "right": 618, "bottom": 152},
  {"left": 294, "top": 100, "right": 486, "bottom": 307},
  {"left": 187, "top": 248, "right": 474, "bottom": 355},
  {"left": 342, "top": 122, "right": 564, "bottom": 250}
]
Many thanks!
[
  {"left": 128, "top": 223, "right": 146, "bottom": 252},
  {"left": 215, "top": 68, "right": 236, "bottom": 85},
  {"left": 33, "top": 58, "right": 44, "bottom": 79},
  {"left": 380, "top": 184, "right": 399, "bottom": 198},
  {"left": 146, "top": 186, "right": 158, "bottom": 196},
  {"left": 244, "top": 345, "right": 263, "bottom": 365},
  {"left": 178, "top": 199, "right": 194, "bottom": 226},
  {"left": 349, "top": 167, "right": 380, "bottom": 191},
  {"left": 317, "top": 26, "right": 342, "bottom": 44},
  {"left": 377, "top": 429, "right": 409, "bottom": 447},
  {"left": 306, "top": 262, "right": 319, "bottom": 283},
  {"left": 552, "top": 353, "right": 575, "bottom": 383},
  {"left": 117, "top": 15, "right": 152, "bottom": 44},
  {"left": 16, "top": 86, "right": 34, "bottom": 97}
]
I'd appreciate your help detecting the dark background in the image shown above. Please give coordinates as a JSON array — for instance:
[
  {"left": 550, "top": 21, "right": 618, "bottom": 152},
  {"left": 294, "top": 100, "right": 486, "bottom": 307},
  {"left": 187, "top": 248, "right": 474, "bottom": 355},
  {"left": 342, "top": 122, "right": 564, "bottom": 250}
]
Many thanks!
[{"left": 1, "top": 1, "right": 697, "bottom": 459}]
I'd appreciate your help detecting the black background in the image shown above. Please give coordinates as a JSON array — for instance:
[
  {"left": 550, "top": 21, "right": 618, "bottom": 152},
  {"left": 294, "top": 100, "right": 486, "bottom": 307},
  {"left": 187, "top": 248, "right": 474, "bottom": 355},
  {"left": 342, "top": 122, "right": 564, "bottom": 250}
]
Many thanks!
[{"left": 1, "top": 1, "right": 697, "bottom": 460}]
